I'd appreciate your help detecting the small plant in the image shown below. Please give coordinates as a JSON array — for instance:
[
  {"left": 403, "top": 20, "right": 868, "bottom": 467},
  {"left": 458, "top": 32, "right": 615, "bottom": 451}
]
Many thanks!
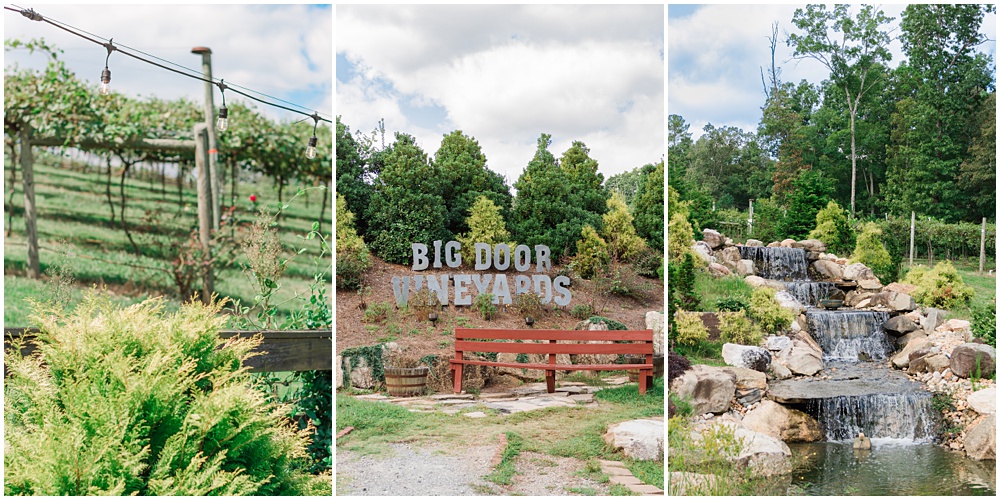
[
  {"left": 931, "top": 391, "right": 955, "bottom": 413},
  {"left": 240, "top": 209, "right": 289, "bottom": 328},
  {"left": 473, "top": 293, "right": 498, "bottom": 320},
  {"left": 718, "top": 310, "right": 761, "bottom": 346},
  {"left": 748, "top": 287, "right": 793, "bottom": 335},
  {"left": 672, "top": 311, "right": 708, "bottom": 346},
  {"left": 588, "top": 315, "right": 628, "bottom": 331},
  {"left": 362, "top": 301, "right": 393, "bottom": 323},
  {"left": 715, "top": 297, "right": 749, "bottom": 313},
  {"left": 570, "top": 304, "right": 594, "bottom": 320},
  {"left": 971, "top": 300, "right": 996, "bottom": 347},
  {"left": 408, "top": 288, "right": 442, "bottom": 316},
  {"left": 512, "top": 292, "right": 545, "bottom": 318}
]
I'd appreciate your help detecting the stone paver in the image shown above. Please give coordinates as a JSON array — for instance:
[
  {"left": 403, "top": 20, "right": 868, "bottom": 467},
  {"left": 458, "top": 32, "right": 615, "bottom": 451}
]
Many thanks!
[
  {"left": 629, "top": 484, "right": 665, "bottom": 495},
  {"left": 610, "top": 475, "right": 643, "bottom": 485},
  {"left": 464, "top": 411, "right": 487, "bottom": 418}
]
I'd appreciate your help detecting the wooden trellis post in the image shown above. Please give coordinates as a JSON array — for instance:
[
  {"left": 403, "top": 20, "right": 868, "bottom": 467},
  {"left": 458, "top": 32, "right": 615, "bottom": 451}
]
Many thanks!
[
  {"left": 194, "top": 123, "right": 214, "bottom": 303},
  {"left": 20, "top": 124, "right": 40, "bottom": 279}
]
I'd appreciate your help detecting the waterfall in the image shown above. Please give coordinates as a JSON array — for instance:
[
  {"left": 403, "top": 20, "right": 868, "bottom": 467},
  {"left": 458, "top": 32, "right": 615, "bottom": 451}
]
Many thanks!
[
  {"left": 808, "top": 310, "right": 893, "bottom": 361},
  {"left": 786, "top": 282, "right": 838, "bottom": 307},
  {"left": 807, "top": 393, "right": 938, "bottom": 442},
  {"left": 738, "top": 246, "right": 809, "bottom": 281}
]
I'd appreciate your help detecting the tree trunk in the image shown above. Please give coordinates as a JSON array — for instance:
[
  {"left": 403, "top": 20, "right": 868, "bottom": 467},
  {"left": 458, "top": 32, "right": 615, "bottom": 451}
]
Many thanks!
[
  {"left": 105, "top": 156, "right": 116, "bottom": 226},
  {"left": 6, "top": 138, "right": 19, "bottom": 237},
  {"left": 849, "top": 106, "right": 857, "bottom": 218},
  {"left": 318, "top": 181, "right": 328, "bottom": 231},
  {"left": 119, "top": 161, "right": 140, "bottom": 255}
]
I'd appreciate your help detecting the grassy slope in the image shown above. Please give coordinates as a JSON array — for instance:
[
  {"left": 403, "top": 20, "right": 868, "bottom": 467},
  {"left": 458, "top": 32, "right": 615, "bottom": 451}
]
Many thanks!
[{"left": 4, "top": 152, "right": 331, "bottom": 326}]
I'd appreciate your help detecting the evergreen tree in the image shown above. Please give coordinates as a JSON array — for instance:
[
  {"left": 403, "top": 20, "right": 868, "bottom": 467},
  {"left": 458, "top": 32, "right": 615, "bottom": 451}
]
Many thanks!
[
  {"left": 633, "top": 161, "right": 664, "bottom": 250},
  {"left": 601, "top": 191, "right": 647, "bottom": 262},
  {"left": 456, "top": 196, "right": 511, "bottom": 264},
  {"left": 434, "top": 130, "right": 511, "bottom": 237},
  {"left": 778, "top": 168, "right": 832, "bottom": 240}
]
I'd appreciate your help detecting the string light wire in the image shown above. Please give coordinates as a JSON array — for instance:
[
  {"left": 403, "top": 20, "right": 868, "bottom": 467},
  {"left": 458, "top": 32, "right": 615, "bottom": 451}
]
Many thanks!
[{"left": 5, "top": 5, "right": 333, "bottom": 128}]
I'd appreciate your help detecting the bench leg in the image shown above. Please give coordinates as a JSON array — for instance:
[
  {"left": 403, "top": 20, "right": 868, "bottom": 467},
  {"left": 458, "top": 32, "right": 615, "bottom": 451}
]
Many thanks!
[
  {"left": 639, "top": 369, "right": 648, "bottom": 395},
  {"left": 546, "top": 370, "right": 555, "bottom": 393},
  {"left": 453, "top": 364, "right": 463, "bottom": 394}
]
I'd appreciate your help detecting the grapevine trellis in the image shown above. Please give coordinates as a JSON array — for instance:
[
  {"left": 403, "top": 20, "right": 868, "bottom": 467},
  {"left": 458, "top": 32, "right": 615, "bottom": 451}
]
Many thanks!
[{"left": 4, "top": 38, "right": 332, "bottom": 299}]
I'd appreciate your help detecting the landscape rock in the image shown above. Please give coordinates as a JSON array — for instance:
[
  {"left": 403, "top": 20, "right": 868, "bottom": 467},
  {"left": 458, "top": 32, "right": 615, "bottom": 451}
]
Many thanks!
[
  {"left": 950, "top": 343, "right": 997, "bottom": 379},
  {"left": 844, "top": 290, "right": 874, "bottom": 307},
  {"left": 725, "top": 238, "right": 734, "bottom": 246},
  {"left": 708, "top": 262, "right": 733, "bottom": 277},
  {"left": 769, "top": 361, "right": 793, "bottom": 380},
  {"left": 765, "top": 335, "right": 792, "bottom": 352},
  {"left": 742, "top": 276, "right": 787, "bottom": 292},
  {"left": 670, "top": 365, "right": 737, "bottom": 414},
  {"left": 716, "top": 246, "right": 743, "bottom": 271},
  {"left": 806, "top": 251, "right": 822, "bottom": 261},
  {"left": 782, "top": 336, "right": 824, "bottom": 376},
  {"left": 720, "top": 366, "right": 768, "bottom": 391},
  {"left": 858, "top": 279, "right": 883, "bottom": 291},
  {"left": 745, "top": 239, "right": 764, "bottom": 247},
  {"left": 883, "top": 316, "right": 919, "bottom": 337},
  {"left": 645, "top": 311, "right": 665, "bottom": 355},
  {"left": 603, "top": 418, "right": 664, "bottom": 461},
  {"left": 967, "top": 388, "right": 996, "bottom": 415},
  {"left": 941, "top": 319, "right": 972, "bottom": 333},
  {"left": 336, "top": 355, "right": 345, "bottom": 389},
  {"left": 853, "top": 433, "right": 872, "bottom": 450},
  {"left": 693, "top": 241, "right": 714, "bottom": 263},
  {"left": 907, "top": 353, "right": 950, "bottom": 374},
  {"left": 742, "top": 400, "right": 822, "bottom": 442},
  {"left": 923, "top": 308, "right": 948, "bottom": 334},
  {"left": 736, "top": 259, "right": 756, "bottom": 276},
  {"left": 797, "top": 239, "right": 827, "bottom": 252},
  {"left": 891, "top": 336, "right": 932, "bottom": 369},
  {"left": 895, "top": 331, "right": 927, "bottom": 349},
  {"left": 810, "top": 260, "right": 843, "bottom": 280},
  {"left": 774, "top": 291, "right": 805, "bottom": 315},
  {"left": 884, "top": 282, "right": 917, "bottom": 295},
  {"left": 843, "top": 263, "right": 875, "bottom": 281},
  {"left": 964, "top": 414, "right": 996, "bottom": 460},
  {"left": 780, "top": 239, "right": 796, "bottom": 248},
  {"left": 889, "top": 292, "right": 917, "bottom": 312},
  {"left": 767, "top": 241, "right": 781, "bottom": 248},
  {"left": 702, "top": 229, "right": 725, "bottom": 250},
  {"left": 722, "top": 344, "right": 772, "bottom": 372},
  {"left": 726, "top": 422, "right": 793, "bottom": 477}
]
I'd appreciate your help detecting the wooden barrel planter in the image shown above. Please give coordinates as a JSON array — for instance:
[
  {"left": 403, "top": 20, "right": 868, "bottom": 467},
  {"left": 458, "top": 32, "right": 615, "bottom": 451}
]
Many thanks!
[
  {"left": 626, "top": 354, "right": 664, "bottom": 382},
  {"left": 385, "top": 366, "right": 429, "bottom": 397}
]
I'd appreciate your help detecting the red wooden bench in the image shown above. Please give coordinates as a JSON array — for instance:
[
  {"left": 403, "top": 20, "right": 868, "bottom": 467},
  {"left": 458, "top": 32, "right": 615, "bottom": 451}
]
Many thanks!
[{"left": 451, "top": 327, "right": 655, "bottom": 395}]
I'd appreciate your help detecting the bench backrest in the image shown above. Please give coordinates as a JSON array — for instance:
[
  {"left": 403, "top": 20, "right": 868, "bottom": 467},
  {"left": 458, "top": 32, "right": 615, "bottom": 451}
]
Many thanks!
[{"left": 454, "top": 328, "right": 653, "bottom": 357}]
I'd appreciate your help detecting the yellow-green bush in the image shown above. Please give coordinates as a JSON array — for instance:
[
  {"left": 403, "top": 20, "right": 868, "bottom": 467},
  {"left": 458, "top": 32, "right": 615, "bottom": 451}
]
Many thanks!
[
  {"left": 808, "top": 200, "right": 854, "bottom": 256},
  {"left": 336, "top": 194, "right": 370, "bottom": 290},
  {"left": 748, "top": 287, "right": 794, "bottom": 335},
  {"left": 668, "top": 211, "right": 696, "bottom": 263},
  {"left": 902, "top": 260, "right": 975, "bottom": 309},
  {"left": 602, "top": 191, "right": 648, "bottom": 262},
  {"left": 850, "top": 222, "right": 894, "bottom": 284},
  {"left": 456, "top": 195, "right": 512, "bottom": 264},
  {"left": 717, "top": 310, "right": 762, "bottom": 346},
  {"left": 572, "top": 225, "right": 610, "bottom": 279},
  {"left": 672, "top": 311, "right": 708, "bottom": 346}
]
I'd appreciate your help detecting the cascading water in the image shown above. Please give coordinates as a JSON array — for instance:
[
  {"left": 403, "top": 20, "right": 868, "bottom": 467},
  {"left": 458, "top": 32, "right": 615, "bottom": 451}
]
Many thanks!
[
  {"left": 807, "top": 310, "right": 893, "bottom": 361},
  {"left": 786, "top": 281, "right": 838, "bottom": 307},
  {"left": 806, "top": 392, "right": 937, "bottom": 441},
  {"left": 738, "top": 246, "right": 809, "bottom": 281}
]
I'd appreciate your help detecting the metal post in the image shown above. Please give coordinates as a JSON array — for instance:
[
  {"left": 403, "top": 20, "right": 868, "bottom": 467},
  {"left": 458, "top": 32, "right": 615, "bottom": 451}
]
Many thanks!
[
  {"left": 980, "top": 217, "right": 986, "bottom": 275},
  {"left": 20, "top": 125, "right": 39, "bottom": 279},
  {"left": 909, "top": 211, "right": 915, "bottom": 267},
  {"left": 748, "top": 199, "right": 754, "bottom": 236},
  {"left": 194, "top": 124, "right": 214, "bottom": 304},
  {"left": 191, "top": 46, "right": 221, "bottom": 231}
]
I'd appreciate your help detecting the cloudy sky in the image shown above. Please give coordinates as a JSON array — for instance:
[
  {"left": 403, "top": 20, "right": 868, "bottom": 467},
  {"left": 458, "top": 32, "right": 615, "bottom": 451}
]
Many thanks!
[
  {"left": 4, "top": 4, "right": 332, "bottom": 123},
  {"left": 337, "top": 4, "right": 664, "bottom": 185},
  {"left": 669, "top": 4, "right": 997, "bottom": 141}
]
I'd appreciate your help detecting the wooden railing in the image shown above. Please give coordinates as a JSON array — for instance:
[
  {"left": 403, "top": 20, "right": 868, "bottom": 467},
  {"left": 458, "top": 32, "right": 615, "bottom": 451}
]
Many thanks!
[{"left": 4, "top": 328, "right": 331, "bottom": 374}]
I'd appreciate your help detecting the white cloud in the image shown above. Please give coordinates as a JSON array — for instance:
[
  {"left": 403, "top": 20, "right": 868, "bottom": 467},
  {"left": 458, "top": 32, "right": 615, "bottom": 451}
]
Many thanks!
[{"left": 337, "top": 4, "right": 664, "bottom": 183}]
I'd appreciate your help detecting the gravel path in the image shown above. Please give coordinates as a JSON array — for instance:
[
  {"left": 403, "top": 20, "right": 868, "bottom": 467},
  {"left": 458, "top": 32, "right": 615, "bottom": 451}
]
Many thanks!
[
  {"left": 507, "top": 452, "right": 610, "bottom": 496},
  {"left": 337, "top": 443, "right": 495, "bottom": 495}
]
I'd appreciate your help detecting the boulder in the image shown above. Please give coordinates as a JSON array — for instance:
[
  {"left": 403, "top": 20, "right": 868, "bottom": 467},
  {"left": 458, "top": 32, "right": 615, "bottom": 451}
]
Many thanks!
[
  {"left": 603, "top": 418, "right": 663, "bottom": 461},
  {"left": 964, "top": 414, "right": 996, "bottom": 461},
  {"left": 743, "top": 276, "right": 788, "bottom": 292},
  {"left": 855, "top": 298, "right": 872, "bottom": 309},
  {"left": 721, "top": 366, "right": 768, "bottom": 405},
  {"left": 774, "top": 291, "right": 805, "bottom": 316},
  {"left": 884, "top": 282, "right": 917, "bottom": 295},
  {"left": 844, "top": 263, "right": 875, "bottom": 281},
  {"left": 783, "top": 335, "right": 824, "bottom": 376},
  {"left": 646, "top": 311, "right": 665, "bottom": 355},
  {"left": 767, "top": 241, "right": 782, "bottom": 248},
  {"left": 722, "top": 344, "right": 772, "bottom": 372},
  {"left": 806, "top": 251, "right": 823, "bottom": 261},
  {"left": 780, "top": 239, "right": 796, "bottom": 248},
  {"left": 725, "top": 238, "right": 734, "bottom": 246},
  {"left": 858, "top": 279, "right": 883, "bottom": 291},
  {"left": 769, "top": 360, "right": 793, "bottom": 380},
  {"left": 765, "top": 335, "right": 792, "bottom": 352},
  {"left": 745, "top": 239, "right": 764, "bottom": 247},
  {"left": 727, "top": 423, "right": 793, "bottom": 476},
  {"left": 908, "top": 353, "right": 950, "bottom": 374},
  {"left": 708, "top": 262, "right": 733, "bottom": 277},
  {"left": 702, "top": 229, "right": 725, "bottom": 250},
  {"left": 891, "top": 336, "right": 932, "bottom": 369},
  {"left": 797, "top": 239, "right": 827, "bottom": 253},
  {"left": 923, "top": 308, "right": 948, "bottom": 334},
  {"left": 967, "top": 388, "right": 996, "bottom": 415},
  {"left": 941, "top": 318, "right": 972, "bottom": 333},
  {"left": 950, "top": 344, "right": 997, "bottom": 379},
  {"left": 889, "top": 292, "right": 917, "bottom": 312},
  {"left": 883, "top": 316, "right": 919, "bottom": 337},
  {"left": 845, "top": 290, "right": 874, "bottom": 307},
  {"left": 692, "top": 241, "right": 714, "bottom": 263},
  {"left": 896, "top": 331, "right": 927, "bottom": 350},
  {"left": 811, "top": 259, "right": 843, "bottom": 280},
  {"left": 742, "top": 400, "right": 822, "bottom": 442},
  {"left": 670, "top": 365, "right": 737, "bottom": 414},
  {"left": 736, "top": 259, "right": 756, "bottom": 276},
  {"left": 716, "top": 246, "right": 743, "bottom": 270}
]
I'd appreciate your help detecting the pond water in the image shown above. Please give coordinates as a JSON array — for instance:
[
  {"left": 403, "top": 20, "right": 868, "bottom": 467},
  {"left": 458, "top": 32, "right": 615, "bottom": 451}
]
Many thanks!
[{"left": 787, "top": 441, "right": 996, "bottom": 496}]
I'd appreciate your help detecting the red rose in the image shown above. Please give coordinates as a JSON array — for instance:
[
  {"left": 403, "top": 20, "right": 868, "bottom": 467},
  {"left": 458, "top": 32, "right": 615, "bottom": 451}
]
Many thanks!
[{"left": 249, "top": 194, "right": 257, "bottom": 202}]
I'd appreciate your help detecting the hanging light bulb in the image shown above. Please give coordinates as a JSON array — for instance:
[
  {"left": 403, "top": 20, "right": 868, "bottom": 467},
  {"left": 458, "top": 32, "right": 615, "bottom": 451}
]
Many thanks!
[
  {"left": 305, "top": 114, "right": 319, "bottom": 159},
  {"left": 305, "top": 135, "right": 318, "bottom": 159},
  {"left": 99, "top": 67, "right": 111, "bottom": 95},
  {"left": 216, "top": 105, "right": 228, "bottom": 132},
  {"left": 99, "top": 39, "right": 115, "bottom": 96}
]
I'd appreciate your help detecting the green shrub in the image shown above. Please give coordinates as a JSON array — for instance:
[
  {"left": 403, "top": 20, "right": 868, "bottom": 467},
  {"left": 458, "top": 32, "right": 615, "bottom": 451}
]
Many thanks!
[
  {"left": 588, "top": 316, "right": 628, "bottom": 331},
  {"left": 512, "top": 292, "right": 544, "bottom": 318},
  {"left": 408, "top": 288, "right": 442, "bottom": 316},
  {"left": 851, "top": 222, "right": 895, "bottom": 284},
  {"left": 717, "top": 310, "right": 762, "bottom": 346},
  {"left": 572, "top": 225, "right": 610, "bottom": 279},
  {"left": 362, "top": 301, "right": 392, "bottom": 323},
  {"left": 602, "top": 191, "right": 648, "bottom": 262},
  {"left": 674, "top": 252, "right": 701, "bottom": 310},
  {"left": 4, "top": 294, "right": 327, "bottom": 495},
  {"left": 473, "top": 293, "right": 498, "bottom": 320},
  {"left": 902, "top": 261, "right": 976, "bottom": 309},
  {"left": 570, "top": 304, "right": 594, "bottom": 320},
  {"left": 715, "top": 297, "right": 749, "bottom": 313},
  {"left": 456, "top": 195, "right": 512, "bottom": 264},
  {"left": 971, "top": 301, "right": 996, "bottom": 348},
  {"left": 336, "top": 194, "right": 370, "bottom": 290},
  {"left": 808, "top": 200, "right": 854, "bottom": 256},
  {"left": 672, "top": 311, "right": 708, "bottom": 346},
  {"left": 748, "top": 287, "right": 793, "bottom": 335},
  {"left": 631, "top": 246, "right": 663, "bottom": 279},
  {"left": 668, "top": 210, "right": 696, "bottom": 262}
]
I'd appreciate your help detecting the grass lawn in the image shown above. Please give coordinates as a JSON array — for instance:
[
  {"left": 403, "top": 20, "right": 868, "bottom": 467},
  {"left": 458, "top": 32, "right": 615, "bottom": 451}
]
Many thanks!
[
  {"left": 336, "top": 379, "right": 665, "bottom": 491},
  {"left": 4, "top": 153, "right": 331, "bottom": 327}
]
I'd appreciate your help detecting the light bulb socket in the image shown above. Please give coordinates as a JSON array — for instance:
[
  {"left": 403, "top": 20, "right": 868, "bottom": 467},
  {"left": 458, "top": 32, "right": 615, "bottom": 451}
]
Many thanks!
[
  {"left": 218, "top": 105, "right": 228, "bottom": 119},
  {"left": 101, "top": 67, "right": 111, "bottom": 84},
  {"left": 308, "top": 135, "right": 317, "bottom": 148}
]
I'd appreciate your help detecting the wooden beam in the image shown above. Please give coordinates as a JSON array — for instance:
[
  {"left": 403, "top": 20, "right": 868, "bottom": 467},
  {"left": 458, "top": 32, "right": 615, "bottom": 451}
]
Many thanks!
[
  {"left": 27, "top": 136, "right": 196, "bottom": 151},
  {"left": 194, "top": 123, "right": 213, "bottom": 304},
  {"left": 4, "top": 328, "right": 332, "bottom": 374},
  {"left": 20, "top": 125, "right": 40, "bottom": 278}
]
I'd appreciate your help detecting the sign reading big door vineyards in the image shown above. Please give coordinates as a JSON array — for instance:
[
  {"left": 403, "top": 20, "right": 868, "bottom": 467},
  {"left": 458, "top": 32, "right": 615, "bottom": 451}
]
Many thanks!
[{"left": 391, "top": 241, "right": 572, "bottom": 307}]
